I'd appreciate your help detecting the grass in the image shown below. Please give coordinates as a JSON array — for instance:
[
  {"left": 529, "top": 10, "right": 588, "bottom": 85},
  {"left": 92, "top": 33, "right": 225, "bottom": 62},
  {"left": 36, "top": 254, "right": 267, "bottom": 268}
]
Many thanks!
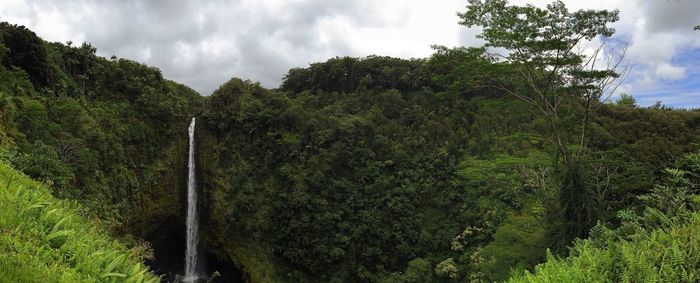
[{"left": 0, "top": 161, "right": 160, "bottom": 282}]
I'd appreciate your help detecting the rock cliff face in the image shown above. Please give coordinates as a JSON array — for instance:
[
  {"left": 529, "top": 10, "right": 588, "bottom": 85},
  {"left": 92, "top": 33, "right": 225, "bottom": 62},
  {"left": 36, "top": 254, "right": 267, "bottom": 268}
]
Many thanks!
[
  {"left": 120, "top": 120, "right": 246, "bottom": 282},
  {"left": 197, "top": 119, "right": 278, "bottom": 283},
  {"left": 124, "top": 136, "right": 188, "bottom": 240}
]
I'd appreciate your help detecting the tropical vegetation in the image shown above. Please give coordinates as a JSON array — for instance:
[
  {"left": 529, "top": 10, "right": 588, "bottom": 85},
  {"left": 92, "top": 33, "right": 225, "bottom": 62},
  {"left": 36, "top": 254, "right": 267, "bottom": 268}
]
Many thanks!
[{"left": 1, "top": 1, "right": 699, "bottom": 282}]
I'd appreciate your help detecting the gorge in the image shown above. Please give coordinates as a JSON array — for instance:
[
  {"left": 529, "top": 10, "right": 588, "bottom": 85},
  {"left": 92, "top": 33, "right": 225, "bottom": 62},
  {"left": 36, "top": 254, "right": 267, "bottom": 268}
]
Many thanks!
[
  {"left": 140, "top": 118, "right": 244, "bottom": 282},
  {"left": 1, "top": 10, "right": 700, "bottom": 282}
]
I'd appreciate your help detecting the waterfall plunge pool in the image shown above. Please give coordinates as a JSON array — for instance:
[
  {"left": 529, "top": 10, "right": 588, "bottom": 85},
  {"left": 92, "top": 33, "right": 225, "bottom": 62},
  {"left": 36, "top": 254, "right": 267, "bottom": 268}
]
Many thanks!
[{"left": 142, "top": 221, "right": 244, "bottom": 283}]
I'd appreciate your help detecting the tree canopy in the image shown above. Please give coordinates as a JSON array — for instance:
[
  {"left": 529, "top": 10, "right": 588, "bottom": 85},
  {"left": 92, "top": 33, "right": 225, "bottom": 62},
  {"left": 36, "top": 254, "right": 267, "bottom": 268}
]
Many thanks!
[{"left": 459, "top": 0, "right": 622, "bottom": 165}]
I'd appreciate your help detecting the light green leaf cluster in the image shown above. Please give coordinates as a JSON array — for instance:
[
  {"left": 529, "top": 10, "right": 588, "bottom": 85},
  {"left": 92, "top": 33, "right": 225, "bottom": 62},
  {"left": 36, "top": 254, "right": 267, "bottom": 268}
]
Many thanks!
[
  {"left": 0, "top": 161, "right": 159, "bottom": 282},
  {"left": 509, "top": 212, "right": 700, "bottom": 282}
]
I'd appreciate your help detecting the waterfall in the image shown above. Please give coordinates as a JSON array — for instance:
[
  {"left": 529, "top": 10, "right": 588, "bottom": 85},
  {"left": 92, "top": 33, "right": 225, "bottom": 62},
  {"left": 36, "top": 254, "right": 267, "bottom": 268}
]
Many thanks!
[{"left": 185, "top": 117, "right": 201, "bottom": 282}]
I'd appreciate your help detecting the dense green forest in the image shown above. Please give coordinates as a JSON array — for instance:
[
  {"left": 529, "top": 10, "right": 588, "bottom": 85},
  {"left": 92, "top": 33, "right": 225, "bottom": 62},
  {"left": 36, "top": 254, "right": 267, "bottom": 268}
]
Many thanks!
[
  {"left": 1, "top": 0, "right": 700, "bottom": 282},
  {"left": 197, "top": 62, "right": 699, "bottom": 282}
]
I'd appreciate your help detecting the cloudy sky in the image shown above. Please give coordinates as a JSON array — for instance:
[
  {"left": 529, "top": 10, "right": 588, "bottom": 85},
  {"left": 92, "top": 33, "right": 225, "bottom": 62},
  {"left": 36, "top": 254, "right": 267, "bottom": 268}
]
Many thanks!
[{"left": 1, "top": 0, "right": 699, "bottom": 108}]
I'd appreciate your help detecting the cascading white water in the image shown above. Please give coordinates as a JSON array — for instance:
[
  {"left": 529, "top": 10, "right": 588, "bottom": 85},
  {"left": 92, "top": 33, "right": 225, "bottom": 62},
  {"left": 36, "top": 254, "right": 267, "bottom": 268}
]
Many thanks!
[{"left": 184, "top": 117, "right": 201, "bottom": 282}]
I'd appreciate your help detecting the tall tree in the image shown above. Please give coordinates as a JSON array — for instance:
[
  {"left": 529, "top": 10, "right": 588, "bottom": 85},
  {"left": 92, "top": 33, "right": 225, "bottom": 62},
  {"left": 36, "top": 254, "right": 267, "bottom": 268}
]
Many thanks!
[{"left": 459, "top": 0, "right": 626, "bottom": 248}]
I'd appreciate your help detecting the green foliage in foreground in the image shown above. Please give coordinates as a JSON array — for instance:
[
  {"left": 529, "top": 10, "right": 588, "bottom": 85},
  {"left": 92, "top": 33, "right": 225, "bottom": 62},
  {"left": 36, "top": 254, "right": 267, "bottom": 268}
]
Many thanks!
[
  {"left": 509, "top": 212, "right": 700, "bottom": 282},
  {"left": 509, "top": 152, "right": 700, "bottom": 282},
  {"left": 0, "top": 161, "right": 159, "bottom": 282}
]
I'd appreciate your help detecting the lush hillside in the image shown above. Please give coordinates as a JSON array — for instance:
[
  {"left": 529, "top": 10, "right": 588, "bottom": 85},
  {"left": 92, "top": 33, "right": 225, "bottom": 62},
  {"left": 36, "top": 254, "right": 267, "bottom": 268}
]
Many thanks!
[
  {"left": 196, "top": 56, "right": 699, "bottom": 282},
  {"left": 0, "top": 22, "right": 203, "bottom": 236},
  {"left": 2, "top": 1, "right": 700, "bottom": 282},
  {"left": 0, "top": 161, "right": 159, "bottom": 282},
  {"left": 0, "top": 22, "right": 207, "bottom": 280}
]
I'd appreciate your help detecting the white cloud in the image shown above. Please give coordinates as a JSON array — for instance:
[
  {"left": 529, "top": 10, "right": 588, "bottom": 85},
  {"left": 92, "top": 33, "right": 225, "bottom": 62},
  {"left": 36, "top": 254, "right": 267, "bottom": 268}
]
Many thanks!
[
  {"left": 0, "top": 0, "right": 698, "bottom": 107},
  {"left": 655, "top": 63, "right": 686, "bottom": 80},
  {"left": 0, "top": 0, "right": 472, "bottom": 95}
]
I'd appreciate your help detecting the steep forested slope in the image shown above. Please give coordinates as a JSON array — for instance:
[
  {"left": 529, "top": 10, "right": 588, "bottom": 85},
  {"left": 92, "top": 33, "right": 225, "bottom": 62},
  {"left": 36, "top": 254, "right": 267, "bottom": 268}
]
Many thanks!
[
  {"left": 196, "top": 54, "right": 700, "bottom": 282},
  {"left": 0, "top": 21, "right": 204, "bottom": 280},
  {"left": 0, "top": 22, "right": 203, "bottom": 236}
]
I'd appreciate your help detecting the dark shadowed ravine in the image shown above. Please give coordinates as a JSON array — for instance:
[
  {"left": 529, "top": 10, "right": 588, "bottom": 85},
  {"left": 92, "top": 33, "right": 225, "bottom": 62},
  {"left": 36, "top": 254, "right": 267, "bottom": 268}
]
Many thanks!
[{"left": 142, "top": 118, "right": 244, "bottom": 283}]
